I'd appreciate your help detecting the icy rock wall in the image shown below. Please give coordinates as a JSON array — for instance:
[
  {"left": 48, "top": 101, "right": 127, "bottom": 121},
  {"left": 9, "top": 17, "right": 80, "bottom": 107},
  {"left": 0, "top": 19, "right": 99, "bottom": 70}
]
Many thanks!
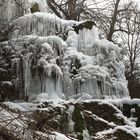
[
  {"left": 8, "top": 23, "right": 129, "bottom": 99},
  {"left": 0, "top": 1, "right": 130, "bottom": 100},
  {"left": 5, "top": 0, "right": 77, "bottom": 38},
  {"left": 63, "top": 25, "right": 129, "bottom": 99}
]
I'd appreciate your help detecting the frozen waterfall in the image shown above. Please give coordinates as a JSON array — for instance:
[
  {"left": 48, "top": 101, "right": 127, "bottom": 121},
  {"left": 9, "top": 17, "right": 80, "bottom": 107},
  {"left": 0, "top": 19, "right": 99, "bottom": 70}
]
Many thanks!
[{"left": 0, "top": 0, "right": 130, "bottom": 100}]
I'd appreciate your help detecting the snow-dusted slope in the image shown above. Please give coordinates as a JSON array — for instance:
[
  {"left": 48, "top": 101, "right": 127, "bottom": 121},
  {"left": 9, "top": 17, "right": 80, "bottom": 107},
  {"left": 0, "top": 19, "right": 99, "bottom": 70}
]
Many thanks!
[
  {"left": 0, "top": 0, "right": 129, "bottom": 100},
  {"left": 1, "top": 99, "right": 140, "bottom": 140}
]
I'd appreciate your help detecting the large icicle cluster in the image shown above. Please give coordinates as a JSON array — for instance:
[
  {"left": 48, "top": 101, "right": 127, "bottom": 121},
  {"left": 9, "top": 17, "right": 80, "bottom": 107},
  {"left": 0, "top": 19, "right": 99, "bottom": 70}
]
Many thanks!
[
  {"left": 62, "top": 26, "right": 128, "bottom": 99},
  {"left": 12, "top": 12, "right": 77, "bottom": 37},
  {"left": 0, "top": 0, "right": 129, "bottom": 100}
]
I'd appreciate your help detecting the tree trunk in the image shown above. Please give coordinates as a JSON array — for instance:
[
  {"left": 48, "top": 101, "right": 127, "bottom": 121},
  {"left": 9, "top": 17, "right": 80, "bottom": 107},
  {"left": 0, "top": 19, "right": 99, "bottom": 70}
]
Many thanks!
[
  {"left": 107, "top": 0, "right": 121, "bottom": 41},
  {"left": 68, "top": 0, "right": 77, "bottom": 20}
]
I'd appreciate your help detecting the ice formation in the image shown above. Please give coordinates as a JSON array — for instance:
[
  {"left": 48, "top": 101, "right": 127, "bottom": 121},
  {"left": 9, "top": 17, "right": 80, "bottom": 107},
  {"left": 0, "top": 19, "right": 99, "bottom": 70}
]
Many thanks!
[
  {"left": 12, "top": 12, "right": 77, "bottom": 37},
  {"left": 0, "top": 0, "right": 130, "bottom": 100}
]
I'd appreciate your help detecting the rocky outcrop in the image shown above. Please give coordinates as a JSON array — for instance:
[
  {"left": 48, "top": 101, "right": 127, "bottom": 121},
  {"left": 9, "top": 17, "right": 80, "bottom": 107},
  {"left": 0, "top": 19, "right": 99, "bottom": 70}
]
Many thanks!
[
  {"left": 93, "top": 128, "right": 137, "bottom": 140},
  {"left": 111, "top": 99, "right": 140, "bottom": 127},
  {"left": 73, "top": 21, "right": 96, "bottom": 33},
  {"left": 1, "top": 99, "right": 140, "bottom": 140},
  {"left": 27, "top": 100, "right": 138, "bottom": 140}
]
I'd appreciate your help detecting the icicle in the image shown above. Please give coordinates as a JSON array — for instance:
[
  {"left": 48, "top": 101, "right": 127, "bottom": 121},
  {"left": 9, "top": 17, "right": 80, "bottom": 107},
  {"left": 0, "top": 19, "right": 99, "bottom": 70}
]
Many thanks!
[
  {"left": 22, "top": 52, "right": 33, "bottom": 97},
  {"left": 12, "top": 12, "right": 77, "bottom": 38}
]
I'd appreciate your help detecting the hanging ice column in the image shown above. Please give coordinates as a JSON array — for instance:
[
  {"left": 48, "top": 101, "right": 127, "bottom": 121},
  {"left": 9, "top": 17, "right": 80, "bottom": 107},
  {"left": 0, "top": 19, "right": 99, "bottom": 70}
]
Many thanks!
[
  {"left": 37, "top": 42, "right": 64, "bottom": 99},
  {"left": 12, "top": 12, "right": 77, "bottom": 38},
  {"left": 72, "top": 21, "right": 99, "bottom": 53},
  {"left": 11, "top": 0, "right": 77, "bottom": 39},
  {"left": 22, "top": 52, "right": 33, "bottom": 97}
]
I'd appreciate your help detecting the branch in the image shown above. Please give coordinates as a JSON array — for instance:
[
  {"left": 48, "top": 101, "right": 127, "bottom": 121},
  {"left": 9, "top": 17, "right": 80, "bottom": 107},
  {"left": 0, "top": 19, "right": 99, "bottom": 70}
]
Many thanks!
[
  {"left": 47, "top": 0, "right": 71, "bottom": 20},
  {"left": 47, "top": 0, "right": 62, "bottom": 18}
]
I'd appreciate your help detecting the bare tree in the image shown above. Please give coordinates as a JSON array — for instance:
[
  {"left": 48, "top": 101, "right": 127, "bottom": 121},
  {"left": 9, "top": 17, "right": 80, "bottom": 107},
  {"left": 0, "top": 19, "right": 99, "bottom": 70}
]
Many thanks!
[
  {"left": 47, "top": 0, "right": 138, "bottom": 42},
  {"left": 47, "top": 0, "right": 88, "bottom": 21},
  {"left": 120, "top": 6, "right": 140, "bottom": 97},
  {"left": 87, "top": 0, "right": 136, "bottom": 41}
]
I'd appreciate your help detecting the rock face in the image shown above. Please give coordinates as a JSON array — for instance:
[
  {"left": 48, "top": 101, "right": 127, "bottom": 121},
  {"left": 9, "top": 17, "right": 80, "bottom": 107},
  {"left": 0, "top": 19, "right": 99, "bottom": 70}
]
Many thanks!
[
  {"left": 111, "top": 99, "right": 140, "bottom": 127},
  {"left": 32, "top": 100, "right": 139, "bottom": 140},
  {"left": 1, "top": 99, "right": 139, "bottom": 140},
  {"left": 0, "top": 0, "right": 129, "bottom": 101}
]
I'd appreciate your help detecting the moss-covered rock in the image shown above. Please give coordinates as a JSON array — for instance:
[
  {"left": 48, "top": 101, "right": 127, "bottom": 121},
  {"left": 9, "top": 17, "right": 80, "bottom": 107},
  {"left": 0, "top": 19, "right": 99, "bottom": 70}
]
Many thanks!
[
  {"left": 73, "top": 21, "right": 96, "bottom": 34},
  {"left": 31, "top": 3, "right": 40, "bottom": 13}
]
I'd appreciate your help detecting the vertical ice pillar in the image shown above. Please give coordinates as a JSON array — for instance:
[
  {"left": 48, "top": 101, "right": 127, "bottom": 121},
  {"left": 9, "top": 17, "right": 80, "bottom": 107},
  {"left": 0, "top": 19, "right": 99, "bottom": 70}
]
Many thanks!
[
  {"left": 42, "top": 74, "right": 63, "bottom": 99},
  {"left": 22, "top": 52, "right": 33, "bottom": 98},
  {"left": 73, "top": 21, "right": 98, "bottom": 54}
]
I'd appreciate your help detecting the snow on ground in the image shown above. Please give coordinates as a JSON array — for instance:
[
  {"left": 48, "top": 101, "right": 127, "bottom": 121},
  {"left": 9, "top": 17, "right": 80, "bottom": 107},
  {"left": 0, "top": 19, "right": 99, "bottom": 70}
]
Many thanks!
[
  {"left": 93, "top": 128, "right": 115, "bottom": 139},
  {"left": 51, "top": 132, "right": 76, "bottom": 140},
  {"left": 0, "top": 104, "right": 32, "bottom": 139},
  {"left": 108, "top": 98, "right": 140, "bottom": 107},
  {"left": 3, "top": 101, "right": 40, "bottom": 111},
  {"left": 36, "top": 131, "right": 78, "bottom": 140},
  {"left": 1, "top": 98, "right": 140, "bottom": 139}
]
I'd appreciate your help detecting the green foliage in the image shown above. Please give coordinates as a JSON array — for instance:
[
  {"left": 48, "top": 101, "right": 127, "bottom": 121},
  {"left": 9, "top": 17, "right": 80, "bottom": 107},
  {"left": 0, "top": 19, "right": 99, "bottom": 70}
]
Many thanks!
[
  {"left": 31, "top": 3, "right": 40, "bottom": 13},
  {"left": 72, "top": 104, "right": 85, "bottom": 140},
  {"left": 59, "top": 111, "right": 69, "bottom": 133}
]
